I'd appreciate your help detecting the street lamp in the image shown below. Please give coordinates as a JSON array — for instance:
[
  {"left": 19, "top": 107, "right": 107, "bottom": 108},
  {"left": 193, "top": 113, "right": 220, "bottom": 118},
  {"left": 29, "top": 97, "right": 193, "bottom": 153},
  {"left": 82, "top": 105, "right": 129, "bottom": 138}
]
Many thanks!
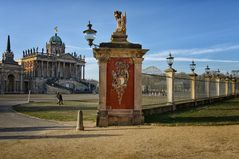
[
  {"left": 83, "top": 21, "right": 97, "bottom": 47},
  {"left": 190, "top": 60, "right": 196, "bottom": 73},
  {"left": 226, "top": 72, "right": 230, "bottom": 78},
  {"left": 217, "top": 69, "right": 220, "bottom": 75},
  {"left": 166, "top": 53, "right": 174, "bottom": 68},
  {"left": 205, "top": 65, "right": 210, "bottom": 74}
]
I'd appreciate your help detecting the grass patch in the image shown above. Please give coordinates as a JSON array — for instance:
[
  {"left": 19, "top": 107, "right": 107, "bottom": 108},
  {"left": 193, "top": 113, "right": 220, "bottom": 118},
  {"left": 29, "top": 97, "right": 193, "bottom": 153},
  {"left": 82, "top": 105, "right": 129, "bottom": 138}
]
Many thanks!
[
  {"left": 13, "top": 101, "right": 98, "bottom": 122},
  {"left": 145, "top": 98, "right": 239, "bottom": 125}
]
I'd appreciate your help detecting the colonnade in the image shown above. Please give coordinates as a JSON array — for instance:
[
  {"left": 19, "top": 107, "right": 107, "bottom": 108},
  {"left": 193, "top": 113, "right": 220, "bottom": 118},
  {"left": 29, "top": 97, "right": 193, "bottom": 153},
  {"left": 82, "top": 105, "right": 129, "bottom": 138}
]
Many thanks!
[{"left": 35, "top": 60, "right": 85, "bottom": 80}]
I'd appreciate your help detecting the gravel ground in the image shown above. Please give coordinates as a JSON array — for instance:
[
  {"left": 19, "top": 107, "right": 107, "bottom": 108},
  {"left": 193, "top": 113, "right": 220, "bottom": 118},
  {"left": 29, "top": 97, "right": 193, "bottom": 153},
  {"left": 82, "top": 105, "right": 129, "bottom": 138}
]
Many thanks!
[{"left": 0, "top": 125, "right": 239, "bottom": 159}]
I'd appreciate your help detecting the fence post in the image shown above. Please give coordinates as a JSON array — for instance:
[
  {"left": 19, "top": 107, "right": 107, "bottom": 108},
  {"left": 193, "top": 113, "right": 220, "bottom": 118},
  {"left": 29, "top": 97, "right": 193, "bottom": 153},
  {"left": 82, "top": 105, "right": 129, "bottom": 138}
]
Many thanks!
[
  {"left": 165, "top": 68, "right": 176, "bottom": 111},
  {"left": 237, "top": 80, "right": 239, "bottom": 96},
  {"left": 225, "top": 77, "right": 229, "bottom": 96},
  {"left": 205, "top": 74, "right": 211, "bottom": 99},
  {"left": 189, "top": 73, "right": 197, "bottom": 105},
  {"left": 232, "top": 78, "right": 236, "bottom": 97},
  {"left": 216, "top": 75, "right": 221, "bottom": 97}
]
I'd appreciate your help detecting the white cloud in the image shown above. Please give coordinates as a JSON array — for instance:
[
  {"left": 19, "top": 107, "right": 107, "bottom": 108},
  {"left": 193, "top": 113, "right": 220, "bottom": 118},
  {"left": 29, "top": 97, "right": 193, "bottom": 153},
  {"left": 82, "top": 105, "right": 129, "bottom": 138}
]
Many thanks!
[
  {"left": 145, "top": 57, "right": 239, "bottom": 63},
  {"left": 148, "top": 44, "right": 239, "bottom": 57}
]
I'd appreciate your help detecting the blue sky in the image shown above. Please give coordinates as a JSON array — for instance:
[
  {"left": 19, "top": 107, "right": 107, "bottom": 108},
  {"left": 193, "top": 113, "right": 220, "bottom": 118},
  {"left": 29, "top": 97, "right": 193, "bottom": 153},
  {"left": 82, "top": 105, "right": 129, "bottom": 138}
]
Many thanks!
[{"left": 0, "top": 0, "right": 239, "bottom": 79}]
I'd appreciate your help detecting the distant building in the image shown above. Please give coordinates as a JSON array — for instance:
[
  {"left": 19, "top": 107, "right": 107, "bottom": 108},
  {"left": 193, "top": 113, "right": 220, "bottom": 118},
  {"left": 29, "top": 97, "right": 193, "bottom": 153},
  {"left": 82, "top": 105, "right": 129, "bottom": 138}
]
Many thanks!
[
  {"left": 231, "top": 70, "right": 239, "bottom": 77},
  {"left": 0, "top": 30, "right": 88, "bottom": 94},
  {"left": 0, "top": 36, "right": 24, "bottom": 93},
  {"left": 21, "top": 31, "right": 86, "bottom": 93}
]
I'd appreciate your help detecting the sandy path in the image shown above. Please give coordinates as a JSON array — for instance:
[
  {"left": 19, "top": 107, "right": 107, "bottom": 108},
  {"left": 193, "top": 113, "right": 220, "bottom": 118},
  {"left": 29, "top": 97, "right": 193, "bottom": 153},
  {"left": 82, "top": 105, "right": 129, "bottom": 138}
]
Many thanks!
[{"left": 0, "top": 125, "right": 239, "bottom": 159}]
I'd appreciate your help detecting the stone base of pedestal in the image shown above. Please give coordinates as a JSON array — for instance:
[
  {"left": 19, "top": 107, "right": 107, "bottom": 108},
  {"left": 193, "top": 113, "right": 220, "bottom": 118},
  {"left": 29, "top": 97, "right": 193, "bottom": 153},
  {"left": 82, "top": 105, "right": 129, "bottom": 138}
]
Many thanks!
[
  {"left": 96, "top": 109, "right": 144, "bottom": 127},
  {"left": 96, "top": 110, "right": 108, "bottom": 127},
  {"left": 111, "top": 32, "right": 128, "bottom": 42},
  {"left": 132, "top": 110, "right": 144, "bottom": 125}
]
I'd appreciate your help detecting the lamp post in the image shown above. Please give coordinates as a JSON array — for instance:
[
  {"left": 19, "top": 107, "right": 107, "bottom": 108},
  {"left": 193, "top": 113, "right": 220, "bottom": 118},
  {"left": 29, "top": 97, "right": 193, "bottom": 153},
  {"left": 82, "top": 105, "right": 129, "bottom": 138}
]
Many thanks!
[
  {"left": 216, "top": 69, "right": 221, "bottom": 97},
  {"left": 190, "top": 60, "right": 196, "bottom": 73},
  {"left": 205, "top": 65, "right": 210, "bottom": 74},
  {"left": 166, "top": 53, "right": 174, "bottom": 68},
  {"left": 165, "top": 53, "right": 176, "bottom": 110},
  {"left": 226, "top": 72, "right": 230, "bottom": 78},
  {"left": 83, "top": 21, "right": 98, "bottom": 47},
  {"left": 217, "top": 69, "right": 220, "bottom": 77},
  {"left": 189, "top": 61, "right": 197, "bottom": 104},
  {"left": 204, "top": 65, "right": 211, "bottom": 99},
  {"left": 225, "top": 72, "right": 230, "bottom": 96}
]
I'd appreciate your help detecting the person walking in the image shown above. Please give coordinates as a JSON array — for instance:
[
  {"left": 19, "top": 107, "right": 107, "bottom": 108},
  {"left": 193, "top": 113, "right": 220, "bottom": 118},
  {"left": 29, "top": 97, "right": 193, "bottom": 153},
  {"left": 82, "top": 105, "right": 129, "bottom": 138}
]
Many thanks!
[
  {"left": 56, "top": 92, "right": 60, "bottom": 105},
  {"left": 59, "top": 93, "right": 64, "bottom": 105}
]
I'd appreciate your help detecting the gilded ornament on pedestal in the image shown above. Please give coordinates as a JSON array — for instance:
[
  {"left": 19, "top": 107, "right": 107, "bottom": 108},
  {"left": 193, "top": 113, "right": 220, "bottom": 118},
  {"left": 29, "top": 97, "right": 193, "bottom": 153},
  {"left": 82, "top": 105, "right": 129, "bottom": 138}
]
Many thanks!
[{"left": 112, "top": 61, "right": 129, "bottom": 105}]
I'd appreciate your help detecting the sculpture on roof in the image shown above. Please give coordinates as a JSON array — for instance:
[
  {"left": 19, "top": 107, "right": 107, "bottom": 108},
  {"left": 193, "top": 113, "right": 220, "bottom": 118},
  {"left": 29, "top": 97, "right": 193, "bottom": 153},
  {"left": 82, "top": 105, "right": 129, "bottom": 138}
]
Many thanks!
[{"left": 114, "top": 10, "right": 126, "bottom": 34}]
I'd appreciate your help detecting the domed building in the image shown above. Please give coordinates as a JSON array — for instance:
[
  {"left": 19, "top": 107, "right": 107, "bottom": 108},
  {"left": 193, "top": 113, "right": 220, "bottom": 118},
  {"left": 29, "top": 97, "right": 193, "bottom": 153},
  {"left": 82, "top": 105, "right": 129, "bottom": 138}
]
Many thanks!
[
  {"left": 46, "top": 33, "right": 65, "bottom": 55},
  {"left": 20, "top": 29, "right": 87, "bottom": 93}
]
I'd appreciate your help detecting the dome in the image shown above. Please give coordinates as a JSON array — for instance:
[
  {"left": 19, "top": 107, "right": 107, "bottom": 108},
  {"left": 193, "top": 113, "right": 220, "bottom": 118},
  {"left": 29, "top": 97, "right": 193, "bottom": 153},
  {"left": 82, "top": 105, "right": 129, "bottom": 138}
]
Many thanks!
[{"left": 49, "top": 33, "right": 62, "bottom": 45}]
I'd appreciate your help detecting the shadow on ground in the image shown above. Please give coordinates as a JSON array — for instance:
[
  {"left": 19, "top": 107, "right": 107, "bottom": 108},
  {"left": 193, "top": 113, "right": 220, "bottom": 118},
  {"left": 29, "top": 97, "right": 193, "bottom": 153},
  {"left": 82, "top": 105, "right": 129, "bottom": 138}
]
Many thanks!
[
  {"left": 13, "top": 106, "right": 97, "bottom": 112},
  {"left": 0, "top": 133, "right": 121, "bottom": 140},
  {"left": 0, "top": 126, "right": 73, "bottom": 133},
  {"left": 145, "top": 115, "right": 239, "bottom": 124}
]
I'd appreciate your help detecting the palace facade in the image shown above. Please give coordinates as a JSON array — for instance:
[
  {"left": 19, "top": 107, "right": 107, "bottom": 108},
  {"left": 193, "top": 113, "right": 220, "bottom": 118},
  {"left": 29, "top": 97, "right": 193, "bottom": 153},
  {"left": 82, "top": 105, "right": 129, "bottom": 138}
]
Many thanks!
[{"left": 0, "top": 31, "right": 87, "bottom": 94}]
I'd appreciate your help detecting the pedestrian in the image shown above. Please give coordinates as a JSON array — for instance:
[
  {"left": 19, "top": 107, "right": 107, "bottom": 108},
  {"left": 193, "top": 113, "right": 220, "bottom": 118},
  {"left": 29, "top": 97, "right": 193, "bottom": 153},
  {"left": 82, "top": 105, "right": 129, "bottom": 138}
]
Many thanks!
[
  {"left": 56, "top": 92, "right": 60, "bottom": 105},
  {"left": 59, "top": 93, "right": 64, "bottom": 105}
]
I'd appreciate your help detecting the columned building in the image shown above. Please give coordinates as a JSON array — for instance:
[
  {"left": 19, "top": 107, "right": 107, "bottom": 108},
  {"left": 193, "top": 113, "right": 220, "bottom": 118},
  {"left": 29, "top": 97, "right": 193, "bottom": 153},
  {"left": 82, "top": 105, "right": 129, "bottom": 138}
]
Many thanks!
[
  {"left": 0, "top": 31, "right": 87, "bottom": 94},
  {"left": 21, "top": 31, "right": 86, "bottom": 93},
  {"left": 0, "top": 36, "right": 24, "bottom": 94}
]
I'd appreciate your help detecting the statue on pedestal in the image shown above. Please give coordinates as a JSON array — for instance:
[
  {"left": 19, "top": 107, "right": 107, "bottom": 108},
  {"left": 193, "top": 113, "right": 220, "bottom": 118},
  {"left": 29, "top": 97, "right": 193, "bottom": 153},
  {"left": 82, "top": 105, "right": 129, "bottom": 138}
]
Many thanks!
[
  {"left": 114, "top": 11, "right": 126, "bottom": 34},
  {"left": 111, "top": 10, "right": 128, "bottom": 42}
]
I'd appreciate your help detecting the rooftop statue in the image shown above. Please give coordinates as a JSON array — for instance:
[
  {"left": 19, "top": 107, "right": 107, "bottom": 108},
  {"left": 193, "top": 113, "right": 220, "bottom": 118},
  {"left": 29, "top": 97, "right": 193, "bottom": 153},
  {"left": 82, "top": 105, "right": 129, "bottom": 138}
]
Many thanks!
[{"left": 114, "top": 11, "right": 126, "bottom": 34}]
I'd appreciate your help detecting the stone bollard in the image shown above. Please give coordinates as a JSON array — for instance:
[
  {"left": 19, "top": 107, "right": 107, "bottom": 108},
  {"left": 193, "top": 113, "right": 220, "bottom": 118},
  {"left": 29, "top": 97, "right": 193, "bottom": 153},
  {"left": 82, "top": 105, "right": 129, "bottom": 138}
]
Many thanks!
[{"left": 76, "top": 110, "right": 84, "bottom": 131}]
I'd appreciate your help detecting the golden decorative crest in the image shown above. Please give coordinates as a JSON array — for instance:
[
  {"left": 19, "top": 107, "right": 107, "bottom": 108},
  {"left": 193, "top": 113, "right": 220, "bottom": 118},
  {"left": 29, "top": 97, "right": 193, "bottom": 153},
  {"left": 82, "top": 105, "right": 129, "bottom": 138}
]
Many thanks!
[{"left": 112, "top": 61, "right": 129, "bottom": 105}]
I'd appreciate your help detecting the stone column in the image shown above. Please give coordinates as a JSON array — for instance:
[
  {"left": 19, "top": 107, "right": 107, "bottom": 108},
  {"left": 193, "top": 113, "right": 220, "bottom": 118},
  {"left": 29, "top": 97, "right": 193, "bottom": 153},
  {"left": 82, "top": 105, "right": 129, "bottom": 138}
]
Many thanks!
[
  {"left": 20, "top": 71, "right": 23, "bottom": 93},
  {"left": 236, "top": 81, "right": 239, "bottom": 95},
  {"left": 32, "top": 61, "right": 35, "bottom": 78},
  {"left": 133, "top": 58, "right": 144, "bottom": 124},
  {"left": 63, "top": 62, "right": 65, "bottom": 78},
  {"left": 225, "top": 77, "right": 229, "bottom": 96},
  {"left": 57, "top": 62, "right": 60, "bottom": 78},
  {"left": 216, "top": 75, "right": 221, "bottom": 97},
  {"left": 46, "top": 61, "right": 49, "bottom": 77},
  {"left": 51, "top": 62, "right": 54, "bottom": 77},
  {"left": 69, "top": 63, "right": 72, "bottom": 78},
  {"left": 83, "top": 65, "right": 85, "bottom": 80},
  {"left": 79, "top": 65, "right": 82, "bottom": 80},
  {"left": 205, "top": 75, "right": 211, "bottom": 99},
  {"left": 232, "top": 78, "right": 236, "bottom": 96},
  {"left": 165, "top": 67, "right": 177, "bottom": 111},
  {"left": 41, "top": 60, "right": 44, "bottom": 77},
  {"left": 75, "top": 64, "right": 78, "bottom": 79},
  {"left": 189, "top": 73, "right": 198, "bottom": 103},
  {"left": 133, "top": 58, "right": 143, "bottom": 110},
  {"left": 96, "top": 58, "right": 108, "bottom": 127}
]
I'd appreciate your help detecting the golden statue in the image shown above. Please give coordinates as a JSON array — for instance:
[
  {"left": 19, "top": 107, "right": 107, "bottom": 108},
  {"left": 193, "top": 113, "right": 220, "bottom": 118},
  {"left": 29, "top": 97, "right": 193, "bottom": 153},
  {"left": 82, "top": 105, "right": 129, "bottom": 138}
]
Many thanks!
[
  {"left": 54, "top": 26, "right": 58, "bottom": 33},
  {"left": 114, "top": 11, "right": 126, "bottom": 34}
]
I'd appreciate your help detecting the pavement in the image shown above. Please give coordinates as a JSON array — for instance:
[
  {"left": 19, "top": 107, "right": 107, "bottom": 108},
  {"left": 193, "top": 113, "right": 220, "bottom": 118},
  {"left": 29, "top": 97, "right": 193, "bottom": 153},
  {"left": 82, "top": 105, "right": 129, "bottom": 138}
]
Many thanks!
[{"left": 0, "top": 100, "right": 72, "bottom": 139}]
